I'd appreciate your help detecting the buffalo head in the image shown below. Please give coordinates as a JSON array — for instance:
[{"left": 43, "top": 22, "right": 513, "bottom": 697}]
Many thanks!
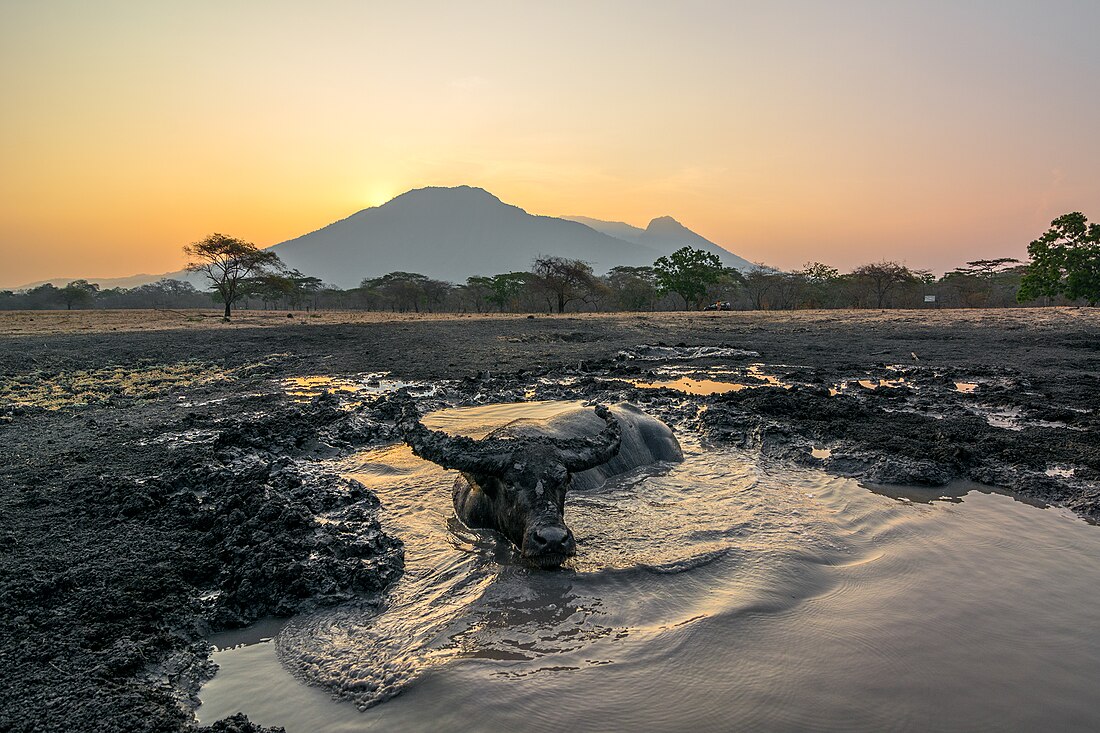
[{"left": 397, "top": 398, "right": 621, "bottom": 568}]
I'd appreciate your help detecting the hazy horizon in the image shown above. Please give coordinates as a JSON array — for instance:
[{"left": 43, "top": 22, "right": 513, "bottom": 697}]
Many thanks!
[{"left": 3, "top": 1, "right": 1098, "bottom": 288}]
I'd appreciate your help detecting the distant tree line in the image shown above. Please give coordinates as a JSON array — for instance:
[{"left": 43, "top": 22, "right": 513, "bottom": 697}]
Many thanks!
[{"left": 3, "top": 213, "right": 1096, "bottom": 312}]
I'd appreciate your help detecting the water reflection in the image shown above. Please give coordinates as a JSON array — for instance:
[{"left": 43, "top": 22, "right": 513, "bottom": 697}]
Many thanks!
[
  {"left": 861, "top": 478, "right": 1052, "bottom": 511},
  {"left": 627, "top": 377, "right": 747, "bottom": 395},
  {"left": 281, "top": 373, "right": 428, "bottom": 402},
  {"left": 198, "top": 403, "right": 1100, "bottom": 733}
]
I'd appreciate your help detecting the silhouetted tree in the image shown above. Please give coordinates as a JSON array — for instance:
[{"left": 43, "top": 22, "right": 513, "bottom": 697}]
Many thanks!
[
  {"left": 794, "top": 262, "right": 841, "bottom": 308},
  {"left": 362, "top": 272, "right": 430, "bottom": 312},
  {"left": 1018, "top": 212, "right": 1100, "bottom": 306},
  {"left": 60, "top": 280, "right": 99, "bottom": 310},
  {"left": 184, "top": 233, "right": 282, "bottom": 319},
  {"left": 850, "top": 261, "right": 918, "bottom": 308},
  {"left": 653, "top": 247, "right": 724, "bottom": 309},
  {"left": 940, "top": 259, "right": 1022, "bottom": 307},
  {"left": 742, "top": 268, "right": 778, "bottom": 309},
  {"left": 23, "top": 283, "right": 63, "bottom": 309},
  {"left": 532, "top": 256, "right": 597, "bottom": 313}
]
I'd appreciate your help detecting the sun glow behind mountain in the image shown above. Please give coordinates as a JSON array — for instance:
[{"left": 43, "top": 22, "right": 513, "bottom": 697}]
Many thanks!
[{"left": 2, "top": 1, "right": 1099, "bottom": 288}]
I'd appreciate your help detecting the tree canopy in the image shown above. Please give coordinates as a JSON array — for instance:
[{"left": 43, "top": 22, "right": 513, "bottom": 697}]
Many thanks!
[
  {"left": 849, "top": 261, "right": 919, "bottom": 308},
  {"left": 184, "top": 233, "right": 282, "bottom": 319},
  {"left": 60, "top": 280, "right": 99, "bottom": 310},
  {"left": 1018, "top": 212, "right": 1100, "bottom": 306},
  {"left": 532, "top": 256, "right": 597, "bottom": 313},
  {"left": 652, "top": 247, "right": 725, "bottom": 309}
]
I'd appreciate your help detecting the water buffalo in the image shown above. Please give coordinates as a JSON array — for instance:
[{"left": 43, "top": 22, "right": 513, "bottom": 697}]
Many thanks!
[{"left": 398, "top": 400, "right": 683, "bottom": 567}]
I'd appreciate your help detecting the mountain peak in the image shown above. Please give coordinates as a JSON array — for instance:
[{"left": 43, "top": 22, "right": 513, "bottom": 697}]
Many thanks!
[
  {"left": 645, "top": 215, "right": 689, "bottom": 233},
  {"left": 384, "top": 185, "right": 503, "bottom": 207}
]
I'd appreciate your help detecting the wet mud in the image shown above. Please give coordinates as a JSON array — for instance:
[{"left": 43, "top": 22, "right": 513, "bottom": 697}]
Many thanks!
[{"left": 0, "top": 309, "right": 1097, "bottom": 731}]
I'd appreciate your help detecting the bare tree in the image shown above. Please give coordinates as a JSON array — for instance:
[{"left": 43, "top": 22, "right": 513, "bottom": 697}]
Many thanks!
[
  {"left": 742, "top": 269, "right": 776, "bottom": 310},
  {"left": 184, "top": 233, "right": 282, "bottom": 319},
  {"left": 532, "top": 256, "right": 597, "bottom": 313}
]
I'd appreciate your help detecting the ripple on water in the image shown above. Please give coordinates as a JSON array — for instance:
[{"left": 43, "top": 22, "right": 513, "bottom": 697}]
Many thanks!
[
  {"left": 268, "top": 436, "right": 846, "bottom": 713},
  {"left": 198, "top": 401, "right": 1100, "bottom": 733}
]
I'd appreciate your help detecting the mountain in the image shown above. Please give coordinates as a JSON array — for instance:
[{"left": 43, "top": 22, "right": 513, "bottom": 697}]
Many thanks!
[
  {"left": 564, "top": 216, "right": 647, "bottom": 244},
  {"left": 267, "top": 186, "right": 665, "bottom": 288},
  {"left": 18, "top": 186, "right": 760, "bottom": 290},
  {"left": 563, "top": 214, "right": 757, "bottom": 272}
]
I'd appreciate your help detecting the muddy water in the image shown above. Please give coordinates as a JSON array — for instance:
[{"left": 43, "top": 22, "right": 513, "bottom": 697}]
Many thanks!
[{"left": 198, "top": 402, "right": 1100, "bottom": 732}]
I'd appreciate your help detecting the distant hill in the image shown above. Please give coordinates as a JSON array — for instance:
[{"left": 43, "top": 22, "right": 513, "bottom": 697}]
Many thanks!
[
  {"left": 19, "top": 186, "right": 759, "bottom": 290},
  {"left": 13, "top": 273, "right": 171, "bottom": 291},
  {"left": 563, "top": 214, "right": 758, "bottom": 272},
  {"left": 267, "top": 186, "right": 664, "bottom": 288}
]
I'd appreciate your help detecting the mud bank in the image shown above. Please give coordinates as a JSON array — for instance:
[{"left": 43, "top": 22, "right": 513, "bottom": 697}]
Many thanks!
[
  {"left": 0, "top": 380, "right": 403, "bottom": 732},
  {"left": 1, "top": 309, "right": 1097, "bottom": 731}
]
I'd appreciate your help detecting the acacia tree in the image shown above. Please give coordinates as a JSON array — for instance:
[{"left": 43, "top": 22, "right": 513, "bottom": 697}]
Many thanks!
[
  {"left": 184, "top": 233, "right": 282, "bottom": 319},
  {"left": 362, "top": 272, "right": 429, "bottom": 312},
  {"left": 942, "top": 258, "right": 1022, "bottom": 307},
  {"left": 1018, "top": 212, "right": 1100, "bottom": 306},
  {"left": 849, "top": 261, "right": 917, "bottom": 308},
  {"left": 653, "top": 247, "right": 725, "bottom": 309},
  {"left": 532, "top": 256, "right": 596, "bottom": 313}
]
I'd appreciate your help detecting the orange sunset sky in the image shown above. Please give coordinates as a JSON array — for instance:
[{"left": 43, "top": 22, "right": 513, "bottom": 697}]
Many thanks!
[{"left": 2, "top": 1, "right": 1098, "bottom": 288}]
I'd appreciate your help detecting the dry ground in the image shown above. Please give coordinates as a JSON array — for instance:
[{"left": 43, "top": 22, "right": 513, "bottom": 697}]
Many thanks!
[{"left": 2, "top": 305, "right": 1098, "bottom": 337}]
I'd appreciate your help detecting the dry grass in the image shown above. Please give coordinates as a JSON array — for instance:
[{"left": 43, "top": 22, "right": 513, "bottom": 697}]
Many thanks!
[{"left": 0, "top": 306, "right": 1097, "bottom": 337}]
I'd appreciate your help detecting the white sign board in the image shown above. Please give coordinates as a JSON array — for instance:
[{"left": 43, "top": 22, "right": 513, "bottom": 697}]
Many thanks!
[{"left": 924, "top": 295, "right": 937, "bottom": 303}]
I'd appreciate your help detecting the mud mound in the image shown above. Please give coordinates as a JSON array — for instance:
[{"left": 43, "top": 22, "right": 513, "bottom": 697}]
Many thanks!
[{"left": 0, "top": 383, "right": 402, "bottom": 733}]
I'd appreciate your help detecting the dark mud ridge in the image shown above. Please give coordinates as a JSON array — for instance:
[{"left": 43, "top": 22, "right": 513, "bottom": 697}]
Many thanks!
[
  {"left": 470, "top": 353, "right": 1099, "bottom": 519},
  {"left": 1, "top": 386, "right": 404, "bottom": 733},
  {"left": 1, "top": 325, "right": 1097, "bottom": 732}
]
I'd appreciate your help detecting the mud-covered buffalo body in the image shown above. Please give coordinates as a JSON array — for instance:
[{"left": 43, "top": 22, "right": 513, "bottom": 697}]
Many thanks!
[{"left": 399, "top": 401, "right": 682, "bottom": 566}]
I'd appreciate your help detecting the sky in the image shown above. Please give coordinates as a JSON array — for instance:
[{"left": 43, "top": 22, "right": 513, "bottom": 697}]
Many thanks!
[{"left": 2, "top": 0, "right": 1099, "bottom": 288}]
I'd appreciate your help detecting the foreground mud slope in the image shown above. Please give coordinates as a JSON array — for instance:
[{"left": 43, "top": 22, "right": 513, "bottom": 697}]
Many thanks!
[{"left": 0, "top": 308, "right": 1097, "bottom": 732}]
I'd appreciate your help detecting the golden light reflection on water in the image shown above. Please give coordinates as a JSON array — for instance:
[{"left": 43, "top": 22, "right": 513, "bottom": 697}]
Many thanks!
[
  {"left": 856, "top": 378, "right": 907, "bottom": 390},
  {"left": 283, "top": 376, "right": 363, "bottom": 402},
  {"left": 199, "top": 399, "right": 1100, "bottom": 732},
  {"left": 628, "top": 377, "right": 748, "bottom": 395},
  {"left": 627, "top": 364, "right": 792, "bottom": 396}
]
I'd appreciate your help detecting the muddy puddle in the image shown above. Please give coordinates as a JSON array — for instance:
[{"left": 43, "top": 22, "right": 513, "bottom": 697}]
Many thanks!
[
  {"left": 198, "top": 401, "right": 1100, "bottom": 732},
  {"left": 626, "top": 364, "right": 789, "bottom": 395},
  {"left": 282, "top": 373, "right": 429, "bottom": 403}
]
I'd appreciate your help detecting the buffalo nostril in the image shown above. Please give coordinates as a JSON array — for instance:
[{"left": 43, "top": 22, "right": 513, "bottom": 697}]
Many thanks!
[
  {"left": 531, "top": 526, "right": 574, "bottom": 556},
  {"left": 534, "top": 526, "right": 567, "bottom": 546}
]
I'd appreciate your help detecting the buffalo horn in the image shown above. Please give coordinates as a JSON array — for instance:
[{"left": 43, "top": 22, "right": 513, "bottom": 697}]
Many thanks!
[
  {"left": 396, "top": 396, "right": 512, "bottom": 475},
  {"left": 557, "top": 404, "right": 622, "bottom": 472}
]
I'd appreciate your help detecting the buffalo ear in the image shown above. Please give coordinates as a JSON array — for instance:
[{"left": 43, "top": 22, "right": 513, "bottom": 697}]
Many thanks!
[{"left": 559, "top": 404, "right": 622, "bottom": 472}]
